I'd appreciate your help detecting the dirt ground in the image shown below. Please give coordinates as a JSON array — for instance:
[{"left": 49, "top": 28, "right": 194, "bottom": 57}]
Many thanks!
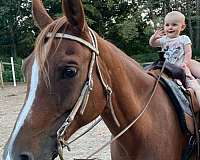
[{"left": 0, "top": 84, "right": 111, "bottom": 160}]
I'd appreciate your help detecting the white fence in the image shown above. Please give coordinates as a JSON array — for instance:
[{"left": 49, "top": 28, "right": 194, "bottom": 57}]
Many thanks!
[
  {"left": 0, "top": 57, "right": 199, "bottom": 88},
  {"left": 0, "top": 57, "right": 24, "bottom": 88}
]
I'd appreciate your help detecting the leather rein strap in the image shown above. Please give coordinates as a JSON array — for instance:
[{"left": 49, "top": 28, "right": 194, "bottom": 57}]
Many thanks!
[{"left": 85, "top": 60, "right": 167, "bottom": 159}]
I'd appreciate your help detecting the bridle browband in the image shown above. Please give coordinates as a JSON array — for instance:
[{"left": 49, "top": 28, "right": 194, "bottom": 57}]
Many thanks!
[
  {"left": 47, "top": 32, "right": 99, "bottom": 55},
  {"left": 46, "top": 28, "right": 120, "bottom": 160},
  {"left": 46, "top": 28, "right": 163, "bottom": 160}
]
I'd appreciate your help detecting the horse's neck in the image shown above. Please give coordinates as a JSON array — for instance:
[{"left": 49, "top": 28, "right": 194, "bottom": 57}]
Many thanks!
[
  {"left": 98, "top": 38, "right": 155, "bottom": 134},
  {"left": 97, "top": 37, "right": 186, "bottom": 159}
]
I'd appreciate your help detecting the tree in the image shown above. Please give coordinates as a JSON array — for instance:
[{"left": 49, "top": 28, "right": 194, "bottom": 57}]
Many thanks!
[
  {"left": 0, "top": 0, "right": 35, "bottom": 58},
  {"left": 186, "top": 0, "right": 193, "bottom": 43},
  {"left": 0, "top": 0, "right": 199, "bottom": 61}
]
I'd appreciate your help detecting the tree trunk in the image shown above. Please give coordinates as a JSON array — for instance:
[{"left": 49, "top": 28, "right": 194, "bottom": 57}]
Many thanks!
[
  {"left": 196, "top": 0, "right": 200, "bottom": 49},
  {"left": 9, "top": 0, "right": 17, "bottom": 58},
  {"left": 186, "top": 0, "right": 193, "bottom": 43},
  {"left": 10, "top": 27, "right": 17, "bottom": 58},
  {"left": 162, "top": 0, "right": 170, "bottom": 17},
  {"left": 148, "top": 0, "right": 156, "bottom": 24},
  {"left": 174, "top": 0, "right": 178, "bottom": 9}
]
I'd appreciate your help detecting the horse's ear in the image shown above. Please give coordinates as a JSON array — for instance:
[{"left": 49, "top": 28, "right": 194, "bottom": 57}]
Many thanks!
[
  {"left": 62, "top": 0, "right": 86, "bottom": 32},
  {"left": 32, "top": 0, "right": 53, "bottom": 30}
]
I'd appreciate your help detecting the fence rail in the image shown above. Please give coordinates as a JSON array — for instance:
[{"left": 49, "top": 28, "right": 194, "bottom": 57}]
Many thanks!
[
  {"left": 0, "top": 57, "right": 25, "bottom": 88},
  {"left": 0, "top": 56, "right": 199, "bottom": 88}
]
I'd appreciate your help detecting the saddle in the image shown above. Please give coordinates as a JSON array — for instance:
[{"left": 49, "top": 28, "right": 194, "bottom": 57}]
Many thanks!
[
  {"left": 144, "top": 60, "right": 187, "bottom": 87},
  {"left": 146, "top": 61, "right": 200, "bottom": 159},
  {"left": 148, "top": 68, "right": 199, "bottom": 132}
]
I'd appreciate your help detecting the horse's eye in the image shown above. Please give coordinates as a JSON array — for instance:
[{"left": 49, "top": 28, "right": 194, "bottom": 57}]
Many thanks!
[{"left": 61, "top": 67, "right": 78, "bottom": 79}]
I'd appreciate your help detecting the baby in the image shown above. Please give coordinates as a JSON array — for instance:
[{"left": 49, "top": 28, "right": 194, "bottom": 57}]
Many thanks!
[{"left": 149, "top": 11, "right": 200, "bottom": 104}]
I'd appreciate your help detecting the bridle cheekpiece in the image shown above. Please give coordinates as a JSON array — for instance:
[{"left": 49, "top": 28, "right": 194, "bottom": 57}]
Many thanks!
[{"left": 46, "top": 28, "right": 119, "bottom": 160}]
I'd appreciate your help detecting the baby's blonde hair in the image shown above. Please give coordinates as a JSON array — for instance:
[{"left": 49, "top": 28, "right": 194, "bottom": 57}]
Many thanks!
[{"left": 165, "top": 11, "right": 185, "bottom": 24}]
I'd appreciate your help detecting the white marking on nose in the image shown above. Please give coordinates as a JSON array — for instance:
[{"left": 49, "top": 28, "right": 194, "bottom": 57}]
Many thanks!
[
  {"left": 5, "top": 152, "right": 11, "bottom": 160},
  {"left": 4, "top": 59, "right": 39, "bottom": 159}
]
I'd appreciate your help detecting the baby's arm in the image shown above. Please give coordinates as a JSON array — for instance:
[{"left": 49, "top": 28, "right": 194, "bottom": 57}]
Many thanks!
[
  {"left": 149, "top": 29, "right": 165, "bottom": 47},
  {"left": 183, "top": 44, "right": 192, "bottom": 67}
]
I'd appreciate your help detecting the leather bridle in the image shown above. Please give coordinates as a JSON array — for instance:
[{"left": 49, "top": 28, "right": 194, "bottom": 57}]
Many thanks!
[
  {"left": 46, "top": 28, "right": 119, "bottom": 160},
  {"left": 46, "top": 28, "right": 164, "bottom": 160}
]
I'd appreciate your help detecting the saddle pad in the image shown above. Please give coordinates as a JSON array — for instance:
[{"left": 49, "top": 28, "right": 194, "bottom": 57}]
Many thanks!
[{"left": 159, "top": 76, "right": 192, "bottom": 133}]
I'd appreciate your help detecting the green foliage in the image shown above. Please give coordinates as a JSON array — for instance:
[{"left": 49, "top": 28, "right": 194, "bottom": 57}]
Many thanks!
[
  {"left": 43, "top": 0, "right": 62, "bottom": 17},
  {"left": 0, "top": 0, "right": 200, "bottom": 64},
  {"left": 116, "top": 18, "right": 138, "bottom": 42},
  {"left": 0, "top": 0, "right": 36, "bottom": 58},
  {"left": 192, "top": 48, "right": 200, "bottom": 59},
  {"left": 133, "top": 52, "right": 159, "bottom": 63}
]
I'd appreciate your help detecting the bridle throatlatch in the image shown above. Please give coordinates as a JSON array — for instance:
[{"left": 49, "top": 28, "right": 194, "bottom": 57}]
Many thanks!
[{"left": 46, "top": 28, "right": 120, "bottom": 160}]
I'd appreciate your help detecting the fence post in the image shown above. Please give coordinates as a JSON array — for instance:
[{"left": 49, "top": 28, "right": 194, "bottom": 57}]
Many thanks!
[
  {"left": 21, "top": 59, "right": 26, "bottom": 82},
  {"left": 0, "top": 61, "right": 4, "bottom": 88},
  {"left": 11, "top": 57, "right": 16, "bottom": 87}
]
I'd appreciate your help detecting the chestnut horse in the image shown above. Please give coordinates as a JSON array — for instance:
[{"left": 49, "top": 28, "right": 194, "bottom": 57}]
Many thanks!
[{"left": 3, "top": 0, "right": 189, "bottom": 159}]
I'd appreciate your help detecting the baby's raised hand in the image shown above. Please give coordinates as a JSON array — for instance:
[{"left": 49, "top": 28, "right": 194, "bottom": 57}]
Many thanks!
[{"left": 153, "top": 29, "right": 165, "bottom": 40}]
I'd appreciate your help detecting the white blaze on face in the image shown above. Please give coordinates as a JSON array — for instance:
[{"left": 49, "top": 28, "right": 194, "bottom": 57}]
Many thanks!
[{"left": 4, "top": 59, "right": 39, "bottom": 159}]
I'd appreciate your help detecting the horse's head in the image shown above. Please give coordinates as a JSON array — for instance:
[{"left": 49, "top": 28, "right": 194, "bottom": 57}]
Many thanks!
[{"left": 3, "top": 0, "right": 109, "bottom": 159}]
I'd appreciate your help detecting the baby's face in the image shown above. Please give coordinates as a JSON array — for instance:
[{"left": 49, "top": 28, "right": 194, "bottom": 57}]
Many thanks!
[{"left": 164, "top": 16, "right": 185, "bottom": 38}]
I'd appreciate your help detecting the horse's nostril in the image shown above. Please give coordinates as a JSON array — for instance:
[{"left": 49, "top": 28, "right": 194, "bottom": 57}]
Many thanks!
[{"left": 20, "top": 153, "right": 32, "bottom": 160}]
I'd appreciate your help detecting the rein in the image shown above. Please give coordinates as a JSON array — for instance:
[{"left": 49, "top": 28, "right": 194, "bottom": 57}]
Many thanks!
[
  {"left": 47, "top": 29, "right": 167, "bottom": 160},
  {"left": 86, "top": 60, "right": 167, "bottom": 159},
  {"left": 67, "top": 117, "right": 102, "bottom": 146}
]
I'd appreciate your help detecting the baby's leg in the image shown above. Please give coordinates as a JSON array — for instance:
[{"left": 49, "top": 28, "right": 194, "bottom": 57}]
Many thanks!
[
  {"left": 189, "top": 59, "right": 200, "bottom": 79},
  {"left": 181, "top": 64, "right": 195, "bottom": 80},
  {"left": 187, "top": 79, "right": 200, "bottom": 106}
]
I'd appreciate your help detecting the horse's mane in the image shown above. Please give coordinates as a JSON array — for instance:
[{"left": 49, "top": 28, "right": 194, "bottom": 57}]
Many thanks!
[{"left": 33, "top": 17, "right": 67, "bottom": 85}]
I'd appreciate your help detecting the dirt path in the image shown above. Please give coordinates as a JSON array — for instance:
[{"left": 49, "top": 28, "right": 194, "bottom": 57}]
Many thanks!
[{"left": 0, "top": 84, "right": 111, "bottom": 160}]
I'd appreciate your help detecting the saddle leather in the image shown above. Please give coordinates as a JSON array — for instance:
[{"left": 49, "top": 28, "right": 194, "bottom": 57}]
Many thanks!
[
  {"left": 144, "top": 60, "right": 187, "bottom": 87},
  {"left": 148, "top": 70, "right": 199, "bottom": 135},
  {"left": 146, "top": 54, "right": 200, "bottom": 158},
  {"left": 185, "top": 89, "right": 200, "bottom": 134},
  {"left": 186, "top": 88, "right": 200, "bottom": 113}
]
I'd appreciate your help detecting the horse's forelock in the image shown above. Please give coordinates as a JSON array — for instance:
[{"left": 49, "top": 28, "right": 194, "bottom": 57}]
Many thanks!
[{"left": 33, "top": 17, "right": 68, "bottom": 86}]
